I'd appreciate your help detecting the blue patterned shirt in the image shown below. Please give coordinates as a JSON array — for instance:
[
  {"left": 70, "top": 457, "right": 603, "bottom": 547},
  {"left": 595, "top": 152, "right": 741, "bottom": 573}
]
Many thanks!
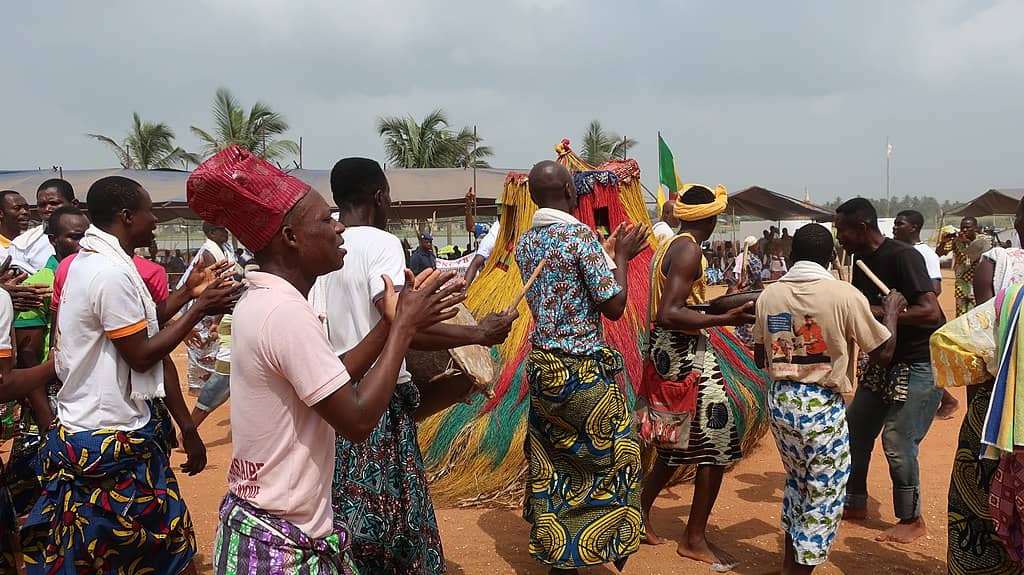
[{"left": 515, "top": 222, "right": 621, "bottom": 355}]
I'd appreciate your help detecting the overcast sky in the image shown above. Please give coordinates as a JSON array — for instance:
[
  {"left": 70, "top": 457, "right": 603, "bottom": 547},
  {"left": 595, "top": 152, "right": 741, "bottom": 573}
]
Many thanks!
[{"left": 3, "top": 0, "right": 1023, "bottom": 204}]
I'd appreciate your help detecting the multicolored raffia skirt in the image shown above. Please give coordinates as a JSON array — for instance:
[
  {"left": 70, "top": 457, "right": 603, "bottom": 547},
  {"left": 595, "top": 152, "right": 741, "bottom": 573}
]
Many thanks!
[
  {"left": 523, "top": 346, "right": 643, "bottom": 570},
  {"left": 20, "top": 418, "right": 196, "bottom": 575},
  {"left": 214, "top": 492, "right": 359, "bottom": 575}
]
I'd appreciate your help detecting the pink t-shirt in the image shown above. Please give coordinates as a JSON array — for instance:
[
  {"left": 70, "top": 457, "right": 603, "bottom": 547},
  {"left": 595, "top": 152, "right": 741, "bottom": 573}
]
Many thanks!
[
  {"left": 228, "top": 271, "right": 350, "bottom": 538},
  {"left": 53, "top": 254, "right": 168, "bottom": 312}
]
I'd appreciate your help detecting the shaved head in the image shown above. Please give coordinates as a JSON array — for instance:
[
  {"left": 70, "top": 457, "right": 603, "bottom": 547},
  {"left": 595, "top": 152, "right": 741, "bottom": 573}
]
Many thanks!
[
  {"left": 660, "top": 200, "right": 680, "bottom": 228},
  {"left": 528, "top": 160, "right": 576, "bottom": 211}
]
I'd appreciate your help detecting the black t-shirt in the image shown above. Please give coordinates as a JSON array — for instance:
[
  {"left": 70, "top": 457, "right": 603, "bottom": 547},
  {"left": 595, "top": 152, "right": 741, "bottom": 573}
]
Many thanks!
[{"left": 852, "top": 238, "right": 944, "bottom": 363}]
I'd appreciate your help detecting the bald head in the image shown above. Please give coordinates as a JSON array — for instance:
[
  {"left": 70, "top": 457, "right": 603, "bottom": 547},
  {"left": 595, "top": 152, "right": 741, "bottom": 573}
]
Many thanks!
[
  {"left": 528, "top": 160, "right": 576, "bottom": 211},
  {"left": 661, "top": 200, "right": 680, "bottom": 228}
]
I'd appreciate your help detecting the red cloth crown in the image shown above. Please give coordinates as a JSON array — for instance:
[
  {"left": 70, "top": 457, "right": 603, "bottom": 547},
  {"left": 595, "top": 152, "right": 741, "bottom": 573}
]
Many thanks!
[{"left": 187, "top": 145, "right": 310, "bottom": 251}]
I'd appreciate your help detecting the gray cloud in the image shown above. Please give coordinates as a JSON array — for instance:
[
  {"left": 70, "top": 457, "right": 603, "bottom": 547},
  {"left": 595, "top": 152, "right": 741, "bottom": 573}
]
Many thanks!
[{"left": 3, "top": 0, "right": 1024, "bottom": 204}]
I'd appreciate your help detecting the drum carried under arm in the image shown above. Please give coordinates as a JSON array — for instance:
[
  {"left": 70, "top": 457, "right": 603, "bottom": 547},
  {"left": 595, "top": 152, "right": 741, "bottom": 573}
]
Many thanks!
[{"left": 405, "top": 303, "right": 497, "bottom": 421}]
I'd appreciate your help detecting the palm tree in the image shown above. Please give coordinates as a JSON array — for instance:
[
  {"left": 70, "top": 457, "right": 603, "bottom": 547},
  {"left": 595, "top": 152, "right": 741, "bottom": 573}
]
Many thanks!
[
  {"left": 579, "top": 120, "right": 637, "bottom": 166},
  {"left": 88, "top": 113, "right": 198, "bottom": 169},
  {"left": 190, "top": 88, "right": 299, "bottom": 162},
  {"left": 377, "top": 109, "right": 494, "bottom": 168}
]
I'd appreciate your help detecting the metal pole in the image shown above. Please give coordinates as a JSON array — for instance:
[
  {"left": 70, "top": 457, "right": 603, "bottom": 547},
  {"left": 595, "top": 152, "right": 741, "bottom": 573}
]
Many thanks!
[
  {"left": 472, "top": 125, "right": 478, "bottom": 251},
  {"left": 885, "top": 136, "right": 890, "bottom": 217},
  {"left": 299, "top": 136, "right": 303, "bottom": 168}
]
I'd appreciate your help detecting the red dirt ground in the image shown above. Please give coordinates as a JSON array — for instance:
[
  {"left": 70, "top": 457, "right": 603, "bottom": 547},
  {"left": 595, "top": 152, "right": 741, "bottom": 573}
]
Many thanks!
[{"left": 9, "top": 273, "right": 963, "bottom": 574}]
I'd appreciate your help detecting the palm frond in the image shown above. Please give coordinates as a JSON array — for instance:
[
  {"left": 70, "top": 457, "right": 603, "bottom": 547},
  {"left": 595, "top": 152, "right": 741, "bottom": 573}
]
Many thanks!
[{"left": 87, "top": 133, "right": 130, "bottom": 168}]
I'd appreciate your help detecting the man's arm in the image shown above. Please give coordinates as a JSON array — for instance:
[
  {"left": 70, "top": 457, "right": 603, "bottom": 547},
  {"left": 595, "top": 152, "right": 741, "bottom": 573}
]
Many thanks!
[
  {"left": 15, "top": 326, "right": 44, "bottom": 368},
  {"left": 313, "top": 270, "right": 463, "bottom": 442},
  {"left": 866, "top": 291, "right": 906, "bottom": 367},
  {"left": 463, "top": 255, "right": 486, "bottom": 286},
  {"left": 935, "top": 237, "right": 953, "bottom": 257},
  {"left": 112, "top": 279, "right": 238, "bottom": 374},
  {"left": 0, "top": 359, "right": 55, "bottom": 402},
  {"left": 595, "top": 224, "right": 649, "bottom": 320},
  {"left": 655, "top": 240, "right": 753, "bottom": 331},
  {"left": 158, "top": 254, "right": 232, "bottom": 324},
  {"left": 974, "top": 257, "right": 996, "bottom": 305},
  {"left": 871, "top": 291, "right": 942, "bottom": 326}
]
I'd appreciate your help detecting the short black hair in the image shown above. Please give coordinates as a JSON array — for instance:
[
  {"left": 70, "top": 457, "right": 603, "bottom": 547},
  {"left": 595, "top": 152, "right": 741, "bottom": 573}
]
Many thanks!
[
  {"left": 680, "top": 185, "right": 715, "bottom": 205},
  {"left": 203, "top": 221, "right": 226, "bottom": 235},
  {"left": 791, "top": 223, "right": 835, "bottom": 266},
  {"left": 0, "top": 190, "right": 22, "bottom": 208},
  {"left": 896, "top": 209, "right": 924, "bottom": 231},
  {"left": 835, "top": 197, "right": 878, "bottom": 230},
  {"left": 330, "top": 158, "right": 387, "bottom": 208},
  {"left": 961, "top": 216, "right": 978, "bottom": 227},
  {"left": 37, "top": 178, "right": 75, "bottom": 202},
  {"left": 48, "top": 204, "right": 87, "bottom": 235},
  {"left": 86, "top": 176, "right": 143, "bottom": 228}
]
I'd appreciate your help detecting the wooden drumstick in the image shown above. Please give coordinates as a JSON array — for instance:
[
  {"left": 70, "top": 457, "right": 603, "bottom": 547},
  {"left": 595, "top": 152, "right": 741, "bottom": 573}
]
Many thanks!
[
  {"left": 832, "top": 253, "right": 845, "bottom": 282},
  {"left": 855, "top": 260, "right": 890, "bottom": 293},
  {"left": 507, "top": 259, "right": 546, "bottom": 313}
]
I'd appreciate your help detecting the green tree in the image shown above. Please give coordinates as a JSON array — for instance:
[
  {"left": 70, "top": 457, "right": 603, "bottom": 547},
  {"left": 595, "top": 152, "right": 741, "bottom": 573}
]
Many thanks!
[
  {"left": 579, "top": 120, "right": 637, "bottom": 166},
  {"left": 377, "top": 109, "right": 493, "bottom": 168},
  {"left": 190, "top": 88, "right": 299, "bottom": 162},
  {"left": 88, "top": 113, "right": 198, "bottom": 169}
]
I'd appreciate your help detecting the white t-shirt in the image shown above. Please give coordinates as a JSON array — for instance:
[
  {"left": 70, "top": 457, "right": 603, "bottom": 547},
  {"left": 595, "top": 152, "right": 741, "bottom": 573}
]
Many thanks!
[
  {"left": 652, "top": 221, "right": 674, "bottom": 246},
  {"left": 8, "top": 226, "right": 56, "bottom": 275},
  {"left": 54, "top": 251, "right": 153, "bottom": 433},
  {"left": 230, "top": 271, "right": 350, "bottom": 538},
  {"left": 477, "top": 221, "right": 500, "bottom": 259},
  {"left": 313, "top": 226, "right": 411, "bottom": 382},
  {"left": 0, "top": 289, "right": 14, "bottom": 359},
  {"left": 914, "top": 242, "right": 942, "bottom": 281}
]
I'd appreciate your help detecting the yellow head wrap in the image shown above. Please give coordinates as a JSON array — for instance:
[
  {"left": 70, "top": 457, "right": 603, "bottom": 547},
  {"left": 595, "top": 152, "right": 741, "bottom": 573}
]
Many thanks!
[{"left": 674, "top": 183, "right": 728, "bottom": 221}]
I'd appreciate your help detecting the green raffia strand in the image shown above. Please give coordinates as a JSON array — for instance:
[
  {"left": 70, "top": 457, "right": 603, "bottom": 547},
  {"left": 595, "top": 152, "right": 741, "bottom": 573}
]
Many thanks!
[
  {"left": 424, "top": 395, "right": 485, "bottom": 468},
  {"left": 478, "top": 362, "right": 531, "bottom": 470}
]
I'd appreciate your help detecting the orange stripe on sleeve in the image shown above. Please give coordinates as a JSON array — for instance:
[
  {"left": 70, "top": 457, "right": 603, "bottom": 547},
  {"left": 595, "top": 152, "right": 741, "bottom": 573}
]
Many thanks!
[
  {"left": 0, "top": 349, "right": 12, "bottom": 358},
  {"left": 106, "top": 320, "right": 148, "bottom": 340}
]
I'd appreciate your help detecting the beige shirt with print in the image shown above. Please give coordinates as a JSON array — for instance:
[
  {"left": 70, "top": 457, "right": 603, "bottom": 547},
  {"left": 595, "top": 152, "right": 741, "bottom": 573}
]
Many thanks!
[{"left": 753, "top": 279, "right": 890, "bottom": 393}]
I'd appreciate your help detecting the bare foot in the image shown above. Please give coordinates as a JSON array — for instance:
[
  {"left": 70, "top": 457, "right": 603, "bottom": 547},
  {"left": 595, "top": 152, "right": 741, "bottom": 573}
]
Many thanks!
[
  {"left": 876, "top": 517, "right": 928, "bottom": 543},
  {"left": 936, "top": 399, "right": 959, "bottom": 420},
  {"left": 641, "top": 513, "right": 663, "bottom": 545},
  {"left": 678, "top": 538, "right": 738, "bottom": 571},
  {"left": 843, "top": 506, "right": 867, "bottom": 521}
]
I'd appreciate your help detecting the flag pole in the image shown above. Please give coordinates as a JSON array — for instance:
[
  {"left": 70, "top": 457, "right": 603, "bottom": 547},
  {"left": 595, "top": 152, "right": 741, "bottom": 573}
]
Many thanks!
[
  {"left": 885, "top": 136, "right": 890, "bottom": 217},
  {"left": 472, "top": 125, "right": 478, "bottom": 250}
]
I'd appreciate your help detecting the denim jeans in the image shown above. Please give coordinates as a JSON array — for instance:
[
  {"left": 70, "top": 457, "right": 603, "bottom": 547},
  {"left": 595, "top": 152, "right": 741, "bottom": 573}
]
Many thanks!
[
  {"left": 845, "top": 362, "right": 942, "bottom": 520},
  {"left": 196, "top": 372, "right": 230, "bottom": 413}
]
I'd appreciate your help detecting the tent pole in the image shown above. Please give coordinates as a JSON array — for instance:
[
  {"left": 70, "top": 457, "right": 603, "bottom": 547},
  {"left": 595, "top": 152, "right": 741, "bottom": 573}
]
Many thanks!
[{"left": 731, "top": 207, "right": 737, "bottom": 248}]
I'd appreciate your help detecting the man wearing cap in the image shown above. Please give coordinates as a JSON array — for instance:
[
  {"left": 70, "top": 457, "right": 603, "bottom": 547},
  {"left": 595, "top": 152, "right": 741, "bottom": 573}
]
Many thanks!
[
  {"left": 411, "top": 232, "right": 437, "bottom": 274},
  {"left": 20, "top": 176, "right": 239, "bottom": 575},
  {"left": 187, "top": 146, "right": 464, "bottom": 574}
]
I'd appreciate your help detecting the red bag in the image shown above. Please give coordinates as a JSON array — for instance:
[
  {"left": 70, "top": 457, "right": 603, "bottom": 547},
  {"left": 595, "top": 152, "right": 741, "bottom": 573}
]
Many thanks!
[{"left": 634, "top": 359, "right": 700, "bottom": 450}]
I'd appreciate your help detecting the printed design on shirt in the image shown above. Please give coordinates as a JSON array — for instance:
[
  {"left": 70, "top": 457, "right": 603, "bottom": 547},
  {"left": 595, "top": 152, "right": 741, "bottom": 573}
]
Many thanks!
[
  {"left": 229, "top": 458, "right": 265, "bottom": 498},
  {"left": 767, "top": 312, "right": 833, "bottom": 380}
]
